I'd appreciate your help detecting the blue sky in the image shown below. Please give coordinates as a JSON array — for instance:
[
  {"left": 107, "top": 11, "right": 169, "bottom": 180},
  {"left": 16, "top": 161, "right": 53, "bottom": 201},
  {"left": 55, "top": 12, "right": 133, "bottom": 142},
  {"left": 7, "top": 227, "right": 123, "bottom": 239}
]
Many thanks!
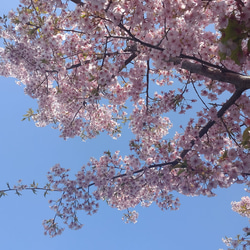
[{"left": 0, "top": 1, "right": 249, "bottom": 250}]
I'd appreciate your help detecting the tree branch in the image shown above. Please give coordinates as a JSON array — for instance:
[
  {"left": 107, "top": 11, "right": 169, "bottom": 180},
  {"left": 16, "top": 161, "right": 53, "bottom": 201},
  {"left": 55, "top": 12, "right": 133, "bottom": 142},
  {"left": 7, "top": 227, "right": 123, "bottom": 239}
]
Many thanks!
[
  {"left": 180, "top": 88, "right": 245, "bottom": 158},
  {"left": 118, "top": 23, "right": 164, "bottom": 51},
  {"left": 168, "top": 57, "right": 250, "bottom": 90},
  {"left": 146, "top": 59, "right": 150, "bottom": 113},
  {"left": 70, "top": 0, "right": 84, "bottom": 6}
]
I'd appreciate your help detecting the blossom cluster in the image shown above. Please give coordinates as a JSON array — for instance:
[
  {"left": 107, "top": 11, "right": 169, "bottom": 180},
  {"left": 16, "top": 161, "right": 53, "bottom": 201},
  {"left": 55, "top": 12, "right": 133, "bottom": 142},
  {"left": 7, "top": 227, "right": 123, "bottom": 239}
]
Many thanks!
[
  {"left": 232, "top": 196, "right": 250, "bottom": 218},
  {"left": 221, "top": 196, "right": 250, "bottom": 250}
]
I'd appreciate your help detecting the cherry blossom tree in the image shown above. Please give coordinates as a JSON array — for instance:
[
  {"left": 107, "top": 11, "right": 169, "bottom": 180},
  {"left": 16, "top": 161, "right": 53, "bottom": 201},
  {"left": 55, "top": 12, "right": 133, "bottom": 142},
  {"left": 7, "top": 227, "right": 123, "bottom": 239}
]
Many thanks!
[
  {"left": 0, "top": 0, "right": 250, "bottom": 246},
  {"left": 222, "top": 196, "right": 250, "bottom": 249}
]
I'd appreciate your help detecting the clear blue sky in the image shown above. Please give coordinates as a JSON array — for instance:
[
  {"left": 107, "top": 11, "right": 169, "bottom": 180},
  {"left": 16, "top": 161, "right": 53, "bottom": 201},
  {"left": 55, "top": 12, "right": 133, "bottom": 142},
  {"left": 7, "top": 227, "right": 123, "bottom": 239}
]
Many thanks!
[{"left": 0, "top": 1, "right": 248, "bottom": 250}]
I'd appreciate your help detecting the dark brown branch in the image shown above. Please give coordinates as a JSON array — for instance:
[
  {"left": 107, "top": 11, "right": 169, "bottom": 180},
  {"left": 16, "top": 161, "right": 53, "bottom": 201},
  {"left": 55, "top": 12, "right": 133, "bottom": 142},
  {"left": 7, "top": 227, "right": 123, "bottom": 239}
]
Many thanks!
[
  {"left": 180, "top": 88, "right": 245, "bottom": 158},
  {"left": 67, "top": 62, "right": 82, "bottom": 70},
  {"left": 70, "top": 0, "right": 84, "bottom": 6},
  {"left": 118, "top": 23, "right": 164, "bottom": 51},
  {"left": 55, "top": 28, "right": 85, "bottom": 34},
  {"left": 101, "top": 38, "right": 108, "bottom": 67},
  {"left": 179, "top": 54, "right": 241, "bottom": 74},
  {"left": 105, "top": 0, "right": 113, "bottom": 12},
  {"left": 168, "top": 57, "right": 250, "bottom": 90},
  {"left": 122, "top": 53, "right": 137, "bottom": 69},
  {"left": 146, "top": 59, "right": 150, "bottom": 113}
]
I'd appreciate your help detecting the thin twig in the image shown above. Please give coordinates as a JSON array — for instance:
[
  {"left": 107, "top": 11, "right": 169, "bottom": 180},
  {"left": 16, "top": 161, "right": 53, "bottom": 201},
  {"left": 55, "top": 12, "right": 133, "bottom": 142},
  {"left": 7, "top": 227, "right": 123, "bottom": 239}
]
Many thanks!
[{"left": 146, "top": 59, "right": 150, "bottom": 113}]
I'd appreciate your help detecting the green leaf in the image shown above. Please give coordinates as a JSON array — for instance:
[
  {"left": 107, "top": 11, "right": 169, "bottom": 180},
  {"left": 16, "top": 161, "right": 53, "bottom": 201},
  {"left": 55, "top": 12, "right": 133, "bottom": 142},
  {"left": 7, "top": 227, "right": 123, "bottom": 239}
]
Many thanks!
[
  {"left": 104, "top": 150, "right": 111, "bottom": 157},
  {"left": 0, "top": 191, "right": 7, "bottom": 198},
  {"left": 220, "top": 150, "right": 228, "bottom": 160},
  {"left": 220, "top": 15, "right": 244, "bottom": 44},
  {"left": 177, "top": 169, "right": 186, "bottom": 176},
  {"left": 32, "top": 189, "right": 37, "bottom": 194},
  {"left": 230, "top": 43, "right": 243, "bottom": 65},
  {"left": 28, "top": 28, "right": 38, "bottom": 35},
  {"left": 173, "top": 160, "right": 188, "bottom": 169},
  {"left": 88, "top": 75, "right": 96, "bottom": 82},
  {"left": 22, "top": 108, "right": 36, "bottom": 121},
  {"left": 41, "top": 59, "right": 48, "bottom": 64},
  {"left": 30, "top": 180, "right": 38, "bottom": 188},
  {"left": 242, "top": 127, "right": 250, "bottom": 148},
  {"left": 44, "top": 190, "right": 48, "bottom": 197},
  {"left": 219, "top": 14, "right": 249, "bottom": 65}
]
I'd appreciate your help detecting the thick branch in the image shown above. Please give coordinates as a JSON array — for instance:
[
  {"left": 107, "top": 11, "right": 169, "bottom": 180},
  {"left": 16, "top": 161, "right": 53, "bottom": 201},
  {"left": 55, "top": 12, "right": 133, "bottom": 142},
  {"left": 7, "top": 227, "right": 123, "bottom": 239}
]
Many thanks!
[
  {"left": 179, "top": 54, "right": 241, "bottom": 74},
  {"left": 168, "top": 57, "right": 250, "bottom": 90},
  {"left": 70, "top": 0, "right": 84, "bottom": 6}
]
